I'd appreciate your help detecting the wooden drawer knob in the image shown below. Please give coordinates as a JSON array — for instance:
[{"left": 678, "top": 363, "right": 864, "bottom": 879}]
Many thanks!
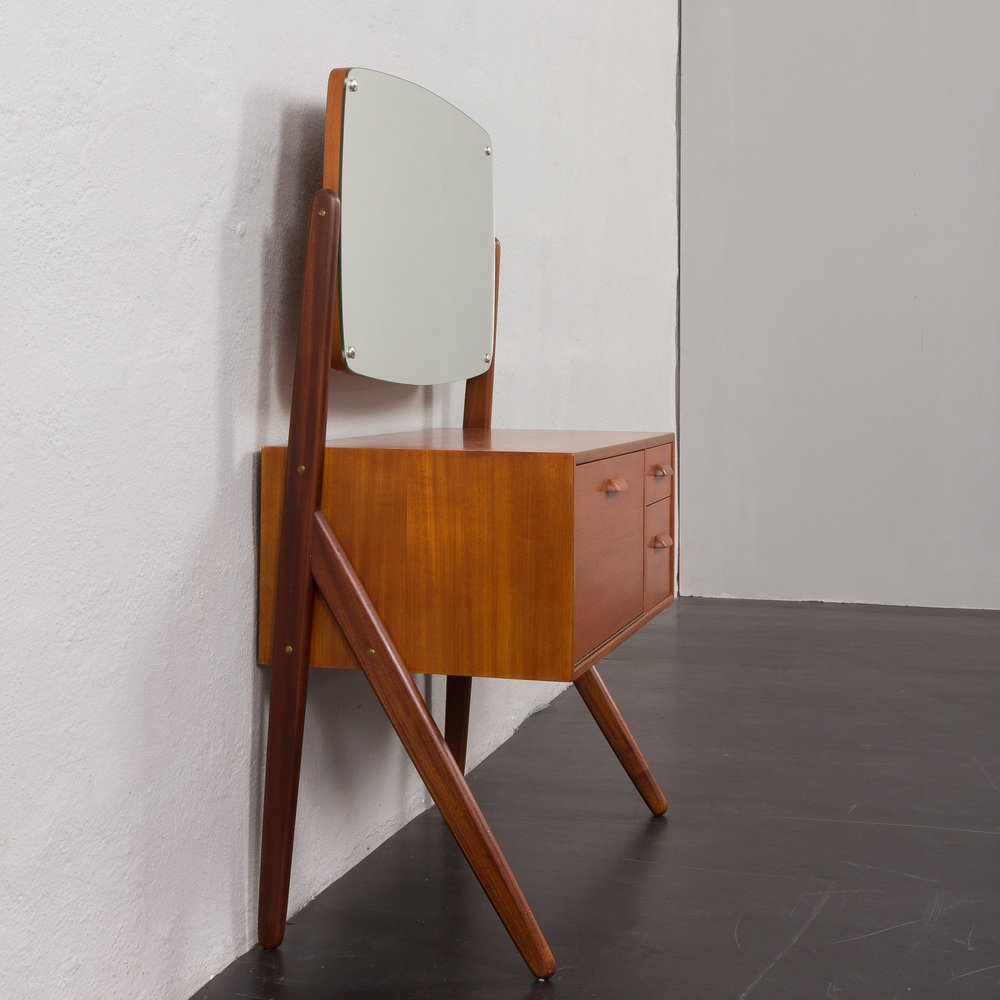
[
  {"left": 651, "top": 534, "right": 673, "bottom": 549},
  {"left": 603, "top": 478, "right": 629, "bottom": 494},
  {"left": 652, "top": 464, "right": 673, "bottom": 479}
]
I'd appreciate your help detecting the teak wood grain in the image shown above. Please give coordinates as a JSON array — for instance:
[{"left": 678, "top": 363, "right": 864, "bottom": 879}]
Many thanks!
[
  {"left": 262, "top": 445, "right": 573, "bottom": 680},
  {"left": 259, "top": 432, "right": 675, "bottom": 681},
  {"left": 311, "top": 427, "right": 672, "bottom": 462}
]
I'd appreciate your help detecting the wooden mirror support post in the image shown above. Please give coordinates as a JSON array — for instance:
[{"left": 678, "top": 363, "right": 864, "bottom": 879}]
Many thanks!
[{"left": 441, "top": 238, "right": 501, "bottom": 772}]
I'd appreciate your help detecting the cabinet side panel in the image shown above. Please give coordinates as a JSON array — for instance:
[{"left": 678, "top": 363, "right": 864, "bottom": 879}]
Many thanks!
[
  {"left": 324, "top": 448, "right": 575, "bottom": 680},
  {"left": 260, "top": 447, "right": 576, "bottom": 677},
  {"left": 315, "top": 447, "right": 408, "bottom": 669}
]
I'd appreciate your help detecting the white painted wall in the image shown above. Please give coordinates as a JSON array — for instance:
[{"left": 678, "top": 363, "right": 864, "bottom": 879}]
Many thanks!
[
  {"left": 680, "top": 1, "right": 1000, "bottom": 609},
  {"left": 0, "top": 3, "right": 677, "bottom": 998}
]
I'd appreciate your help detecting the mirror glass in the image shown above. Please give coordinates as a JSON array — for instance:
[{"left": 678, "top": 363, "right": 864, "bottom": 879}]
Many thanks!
[{"left": 335, "top": 68, "right": 495, "bottom": 385}]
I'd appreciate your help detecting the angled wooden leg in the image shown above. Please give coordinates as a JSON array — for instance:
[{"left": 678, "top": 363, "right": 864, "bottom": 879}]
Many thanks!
[
  {"left": 258, "top": 190, "right": 341, "bottom": 948},
  {"left": 258, "top": 648, "right": 312, "bottom": 947},
  {"left": 574, "top": 666, "right": 668, "bottom": 816},
  {"left": 310, "top": 512, "right": 556, "bottom": 980},
  {"left": 444, "top": 676, "right": 473, "bottom": 771}
]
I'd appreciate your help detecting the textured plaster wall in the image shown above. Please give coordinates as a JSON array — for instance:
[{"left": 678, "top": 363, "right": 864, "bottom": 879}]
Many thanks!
[
  {"left": 680, "top": 1, "right": 1000, "bottom": 608},
  {"left": 0, "top": 2, "right": 677, "bottom": 998}
]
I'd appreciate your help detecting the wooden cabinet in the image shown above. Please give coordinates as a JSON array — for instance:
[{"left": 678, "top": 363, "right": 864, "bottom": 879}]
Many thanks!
[{"left": 259, "top": 429, "right": 674, "bottom": 683}]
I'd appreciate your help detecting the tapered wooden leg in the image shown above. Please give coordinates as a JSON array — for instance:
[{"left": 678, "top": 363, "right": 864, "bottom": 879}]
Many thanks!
[
  {"left": 258, "top": 650, "right": 312, "bottom": 947},
  {"left": 444, "top": 676, "right": 473, "bottom": 771},
  {"left": 574, "top": 666, "right": 668, "bottom": 816},
  {"left": 310, "top": 512, "right": 556, "bottom": 980},
  {"left": 258, "top": 190, "right": 341, "bottom": 948}
]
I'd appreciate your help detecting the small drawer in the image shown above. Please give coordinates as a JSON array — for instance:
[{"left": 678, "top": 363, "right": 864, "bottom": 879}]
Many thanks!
[
  {"left": 643, "top": 497, "right": 673, "bottom": 609},
  {"left": 644, "top": 444, "right": 673, "bottom": 505},
  {"left": 573, "top": 451, "right": 644, "bottom": 661}
]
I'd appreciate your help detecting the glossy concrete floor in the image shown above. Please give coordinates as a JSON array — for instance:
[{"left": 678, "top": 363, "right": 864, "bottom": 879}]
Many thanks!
[{"left": 193, "top": 598, "right": 1000, "bottom": 999}]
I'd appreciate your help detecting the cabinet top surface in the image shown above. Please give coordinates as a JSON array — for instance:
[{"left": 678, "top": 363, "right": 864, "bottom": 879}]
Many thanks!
[{"left": 314, "top": 428, "right": 673, "bottom": 462}]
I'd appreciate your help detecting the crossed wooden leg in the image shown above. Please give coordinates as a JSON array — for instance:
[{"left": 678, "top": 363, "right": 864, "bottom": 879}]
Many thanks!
[
  {"left": 258, "top": 190, "right": 340, "bottom": 949},
  {"left": 574, "top": 666, "right": 668, "bottom": 815},
  {"left": 443, "top": 664, "right": 668, "bottom": 817},
  {"left": 309, "top": 512, "right": 556, "bottom": 979}
]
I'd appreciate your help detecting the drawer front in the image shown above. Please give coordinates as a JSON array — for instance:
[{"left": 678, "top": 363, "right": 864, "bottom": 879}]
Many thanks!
[
  {"left": 644, "top": 444, "right": 674, "bottom": 505},
  {"left": 644, "top": 497, "right": 674, "bottom": 609},
  {"left": 573, "top": 451, "right": 644, "bottom": 661}
]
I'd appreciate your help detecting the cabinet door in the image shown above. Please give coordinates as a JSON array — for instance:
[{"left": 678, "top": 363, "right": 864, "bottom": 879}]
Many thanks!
[{"left": 573, "top": 451, "right": 644, "bottom": 660}]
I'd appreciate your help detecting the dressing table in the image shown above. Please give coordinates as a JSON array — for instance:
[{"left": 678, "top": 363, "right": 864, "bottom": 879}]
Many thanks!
[{"left": 256, "top": 68, "right": 674, "bottom": 981}]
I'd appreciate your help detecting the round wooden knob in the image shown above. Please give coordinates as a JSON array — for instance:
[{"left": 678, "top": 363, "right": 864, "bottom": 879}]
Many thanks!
[
  {"left": 651, "top": 534, "right": 673, "bottom": 549},
  {"left": 603, "top": 478, "right": 629, "bottom": 494}
]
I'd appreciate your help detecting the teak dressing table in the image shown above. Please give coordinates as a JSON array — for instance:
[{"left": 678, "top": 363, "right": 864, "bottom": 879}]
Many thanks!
[{"left": 257, "top": 68, "right": 675, "bottom": 981}]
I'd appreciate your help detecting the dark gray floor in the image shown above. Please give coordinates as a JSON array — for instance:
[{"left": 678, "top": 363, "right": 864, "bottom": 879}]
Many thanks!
[{"left": 194, "top": 598, "right": 1000, "bottom": 999}]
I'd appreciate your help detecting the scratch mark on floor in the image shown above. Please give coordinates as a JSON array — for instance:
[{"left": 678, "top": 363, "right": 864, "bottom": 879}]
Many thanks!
[
  {"left": 825, "top": 919, "right": 920, "bottom": 946},
  {"left": 844, "top": 861, "right": 937, "bottom": 883},
  {"left": 973, "top": 756, "right": 1000, "bottom": 795},
  {"left": 674, "top": 864, "right": 798, "bottom": 881},
  {"left": 737, "top": 890, "right": 833, "bottom": 999},
  {"left": 734, "top": 913, "right": 744, "bottom": 953},
  {"left": 758, "top": 815, "right": 1000, "bottom": 838},
  {"left": 924, "top": 893, "right": 945, "bottom": 930},
  {"left": 848, "top": 802, "right": 860, "bottom": 815},
  {"left": 799, "top": 888, "right": 884, "bottom": 897},
  {"left": 952, "top": 924, "right": 977, "bottom": 951},
  {"left": 949, "top": 962, "right": 1000, "bottom": 982}
]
